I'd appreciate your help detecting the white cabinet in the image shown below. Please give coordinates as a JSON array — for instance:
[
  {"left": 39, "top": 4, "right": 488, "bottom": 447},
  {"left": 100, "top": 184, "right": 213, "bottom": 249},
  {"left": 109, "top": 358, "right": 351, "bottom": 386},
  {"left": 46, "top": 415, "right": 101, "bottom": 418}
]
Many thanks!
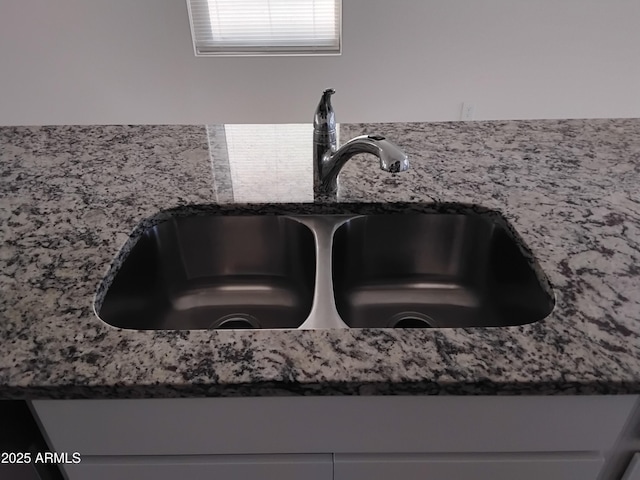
[
  {"left": 31, "top": 395, "right": 639, "bottom": 480},
  {"left": 334, "top": 453, "right": 603, "bottom": 480},
  {"left": 31, "top": 396, "right": 636, "bottom": 455},
  {"left": 63, "top": 454, "right": 333, "bottom": 480},
  {"left": 621, "top": 454, "right": 640, "bottom": 480}
]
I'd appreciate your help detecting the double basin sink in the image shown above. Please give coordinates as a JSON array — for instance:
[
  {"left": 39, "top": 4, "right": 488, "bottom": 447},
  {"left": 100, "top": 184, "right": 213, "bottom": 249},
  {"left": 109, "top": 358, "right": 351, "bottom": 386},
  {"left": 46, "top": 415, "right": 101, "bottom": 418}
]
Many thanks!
[{"left": 97, "top": 208, "right": 555, "bottom": 330}]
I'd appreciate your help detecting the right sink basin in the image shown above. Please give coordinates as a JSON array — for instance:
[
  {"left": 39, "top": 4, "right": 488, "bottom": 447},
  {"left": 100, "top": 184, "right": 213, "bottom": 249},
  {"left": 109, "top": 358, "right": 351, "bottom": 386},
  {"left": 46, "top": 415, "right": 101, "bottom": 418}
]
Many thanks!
[{"left": 332, "top": 213, "right": 555, "bottom": 328}]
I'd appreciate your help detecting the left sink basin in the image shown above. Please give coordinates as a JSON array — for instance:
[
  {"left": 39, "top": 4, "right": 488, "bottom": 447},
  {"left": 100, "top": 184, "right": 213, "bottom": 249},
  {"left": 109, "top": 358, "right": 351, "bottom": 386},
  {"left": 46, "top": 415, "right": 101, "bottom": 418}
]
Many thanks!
[{"left": 98, "top": 216, "right": 316, "bottom": 330}]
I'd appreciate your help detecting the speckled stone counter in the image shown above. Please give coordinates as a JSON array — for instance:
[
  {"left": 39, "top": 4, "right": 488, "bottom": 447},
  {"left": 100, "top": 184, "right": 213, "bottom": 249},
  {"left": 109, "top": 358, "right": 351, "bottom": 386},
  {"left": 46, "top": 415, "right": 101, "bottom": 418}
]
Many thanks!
[{"left": 0, "top": 120, "right": 639, "bottom": 399}]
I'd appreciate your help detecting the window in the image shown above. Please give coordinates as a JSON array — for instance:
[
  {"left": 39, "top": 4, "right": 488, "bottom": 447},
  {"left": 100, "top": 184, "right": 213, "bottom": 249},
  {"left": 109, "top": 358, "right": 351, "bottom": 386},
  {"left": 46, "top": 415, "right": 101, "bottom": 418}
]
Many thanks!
[{"left": 187, "top": 0, "right": 341, "bottom": 56}]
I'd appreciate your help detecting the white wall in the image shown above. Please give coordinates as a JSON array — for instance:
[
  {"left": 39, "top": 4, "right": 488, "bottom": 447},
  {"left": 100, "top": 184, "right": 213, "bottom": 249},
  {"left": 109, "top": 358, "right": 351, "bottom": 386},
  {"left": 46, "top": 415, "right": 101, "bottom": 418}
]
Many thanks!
[{"left": 0, "top": 0, "right": 639, "bottom": 125}]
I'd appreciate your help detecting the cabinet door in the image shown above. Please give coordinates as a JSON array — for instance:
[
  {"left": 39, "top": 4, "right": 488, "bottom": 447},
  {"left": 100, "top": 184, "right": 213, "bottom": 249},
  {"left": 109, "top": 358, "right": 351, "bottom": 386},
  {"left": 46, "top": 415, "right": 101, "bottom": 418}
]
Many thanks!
[
  {"left": 621, "top": 454, "right": 640, "bottom": 480},
  {"left": 62, "top": 454, "right": 332, "bottom": 480},
  {"left": 334, "top": 453, "right": 604, "bottom": 480}
]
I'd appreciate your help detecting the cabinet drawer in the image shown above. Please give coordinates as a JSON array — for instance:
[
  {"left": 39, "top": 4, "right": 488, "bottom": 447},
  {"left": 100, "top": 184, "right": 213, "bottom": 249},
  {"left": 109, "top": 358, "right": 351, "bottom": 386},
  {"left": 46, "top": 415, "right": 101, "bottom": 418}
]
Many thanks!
[
  {"left": 63, "top": 454, "right": 332, "bottom": 480},
  {"left": 334, "top": 453, "right": 604, "bottom": 480}
]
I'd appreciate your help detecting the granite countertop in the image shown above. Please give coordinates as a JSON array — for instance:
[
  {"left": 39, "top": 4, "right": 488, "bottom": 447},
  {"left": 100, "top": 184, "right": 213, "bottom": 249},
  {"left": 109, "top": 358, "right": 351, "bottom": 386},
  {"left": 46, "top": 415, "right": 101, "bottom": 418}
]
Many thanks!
[{"left": 0, "top": 120, "right": 639, "bottom": 399}]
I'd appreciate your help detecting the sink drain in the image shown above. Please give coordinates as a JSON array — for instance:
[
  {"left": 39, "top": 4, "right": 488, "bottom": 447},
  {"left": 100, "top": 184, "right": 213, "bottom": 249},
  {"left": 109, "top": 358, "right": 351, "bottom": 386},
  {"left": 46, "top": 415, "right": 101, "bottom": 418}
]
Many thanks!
[
  {"left": 387, "top": 312, "right": 436, "bottom": 328},
  {"left": 210, "top": 313, "right": 261, "bottom": 330}
]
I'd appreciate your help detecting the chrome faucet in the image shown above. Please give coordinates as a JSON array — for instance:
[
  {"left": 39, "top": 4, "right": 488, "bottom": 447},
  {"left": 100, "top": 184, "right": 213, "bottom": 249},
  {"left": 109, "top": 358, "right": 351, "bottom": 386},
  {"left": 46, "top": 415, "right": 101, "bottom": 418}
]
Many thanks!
[{"left": 313, "top": 88, "right": 409, "bottom": 199}]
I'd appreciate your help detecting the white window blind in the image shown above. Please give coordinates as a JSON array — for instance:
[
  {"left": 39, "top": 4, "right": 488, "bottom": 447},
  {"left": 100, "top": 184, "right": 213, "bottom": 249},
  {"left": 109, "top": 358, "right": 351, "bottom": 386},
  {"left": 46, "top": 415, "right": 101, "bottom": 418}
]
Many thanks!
[{"left": 187, "top": 0, "right": 341, "bottom": 56}]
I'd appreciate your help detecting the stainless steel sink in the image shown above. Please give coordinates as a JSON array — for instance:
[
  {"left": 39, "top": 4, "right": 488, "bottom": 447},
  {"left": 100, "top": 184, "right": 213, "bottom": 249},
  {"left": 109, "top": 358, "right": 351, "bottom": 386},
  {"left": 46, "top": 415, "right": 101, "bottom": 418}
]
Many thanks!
[
  {"left": 98, "top": 216, "right": 316, "bottom": 329},
  {"left": 97, "top": 209, "right": 554, "bottom": 330},
  {"left": 332, "top": 214, "right": 554, "bottom": 328}
]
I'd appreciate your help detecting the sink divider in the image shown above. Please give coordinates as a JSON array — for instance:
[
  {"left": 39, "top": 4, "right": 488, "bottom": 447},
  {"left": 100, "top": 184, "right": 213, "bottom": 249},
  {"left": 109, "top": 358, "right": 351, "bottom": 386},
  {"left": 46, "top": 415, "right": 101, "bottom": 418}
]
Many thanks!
[{"left": 288, "top": 215, "right": 356, "bottom": 329}]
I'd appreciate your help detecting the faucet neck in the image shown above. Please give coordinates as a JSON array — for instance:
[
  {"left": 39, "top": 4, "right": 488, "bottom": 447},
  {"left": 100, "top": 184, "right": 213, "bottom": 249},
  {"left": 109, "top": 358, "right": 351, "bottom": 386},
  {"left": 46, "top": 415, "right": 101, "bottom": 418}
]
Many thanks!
[{"left": 313, "top": 89, "right": 338, "bottom": 197}]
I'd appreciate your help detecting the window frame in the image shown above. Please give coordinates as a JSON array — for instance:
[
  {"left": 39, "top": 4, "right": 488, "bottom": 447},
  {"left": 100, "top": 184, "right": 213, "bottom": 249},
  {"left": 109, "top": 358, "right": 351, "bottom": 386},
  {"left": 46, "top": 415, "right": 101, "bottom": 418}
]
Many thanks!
[{"left": 186, "top": 0, "right": 342, "bottom": 57}]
